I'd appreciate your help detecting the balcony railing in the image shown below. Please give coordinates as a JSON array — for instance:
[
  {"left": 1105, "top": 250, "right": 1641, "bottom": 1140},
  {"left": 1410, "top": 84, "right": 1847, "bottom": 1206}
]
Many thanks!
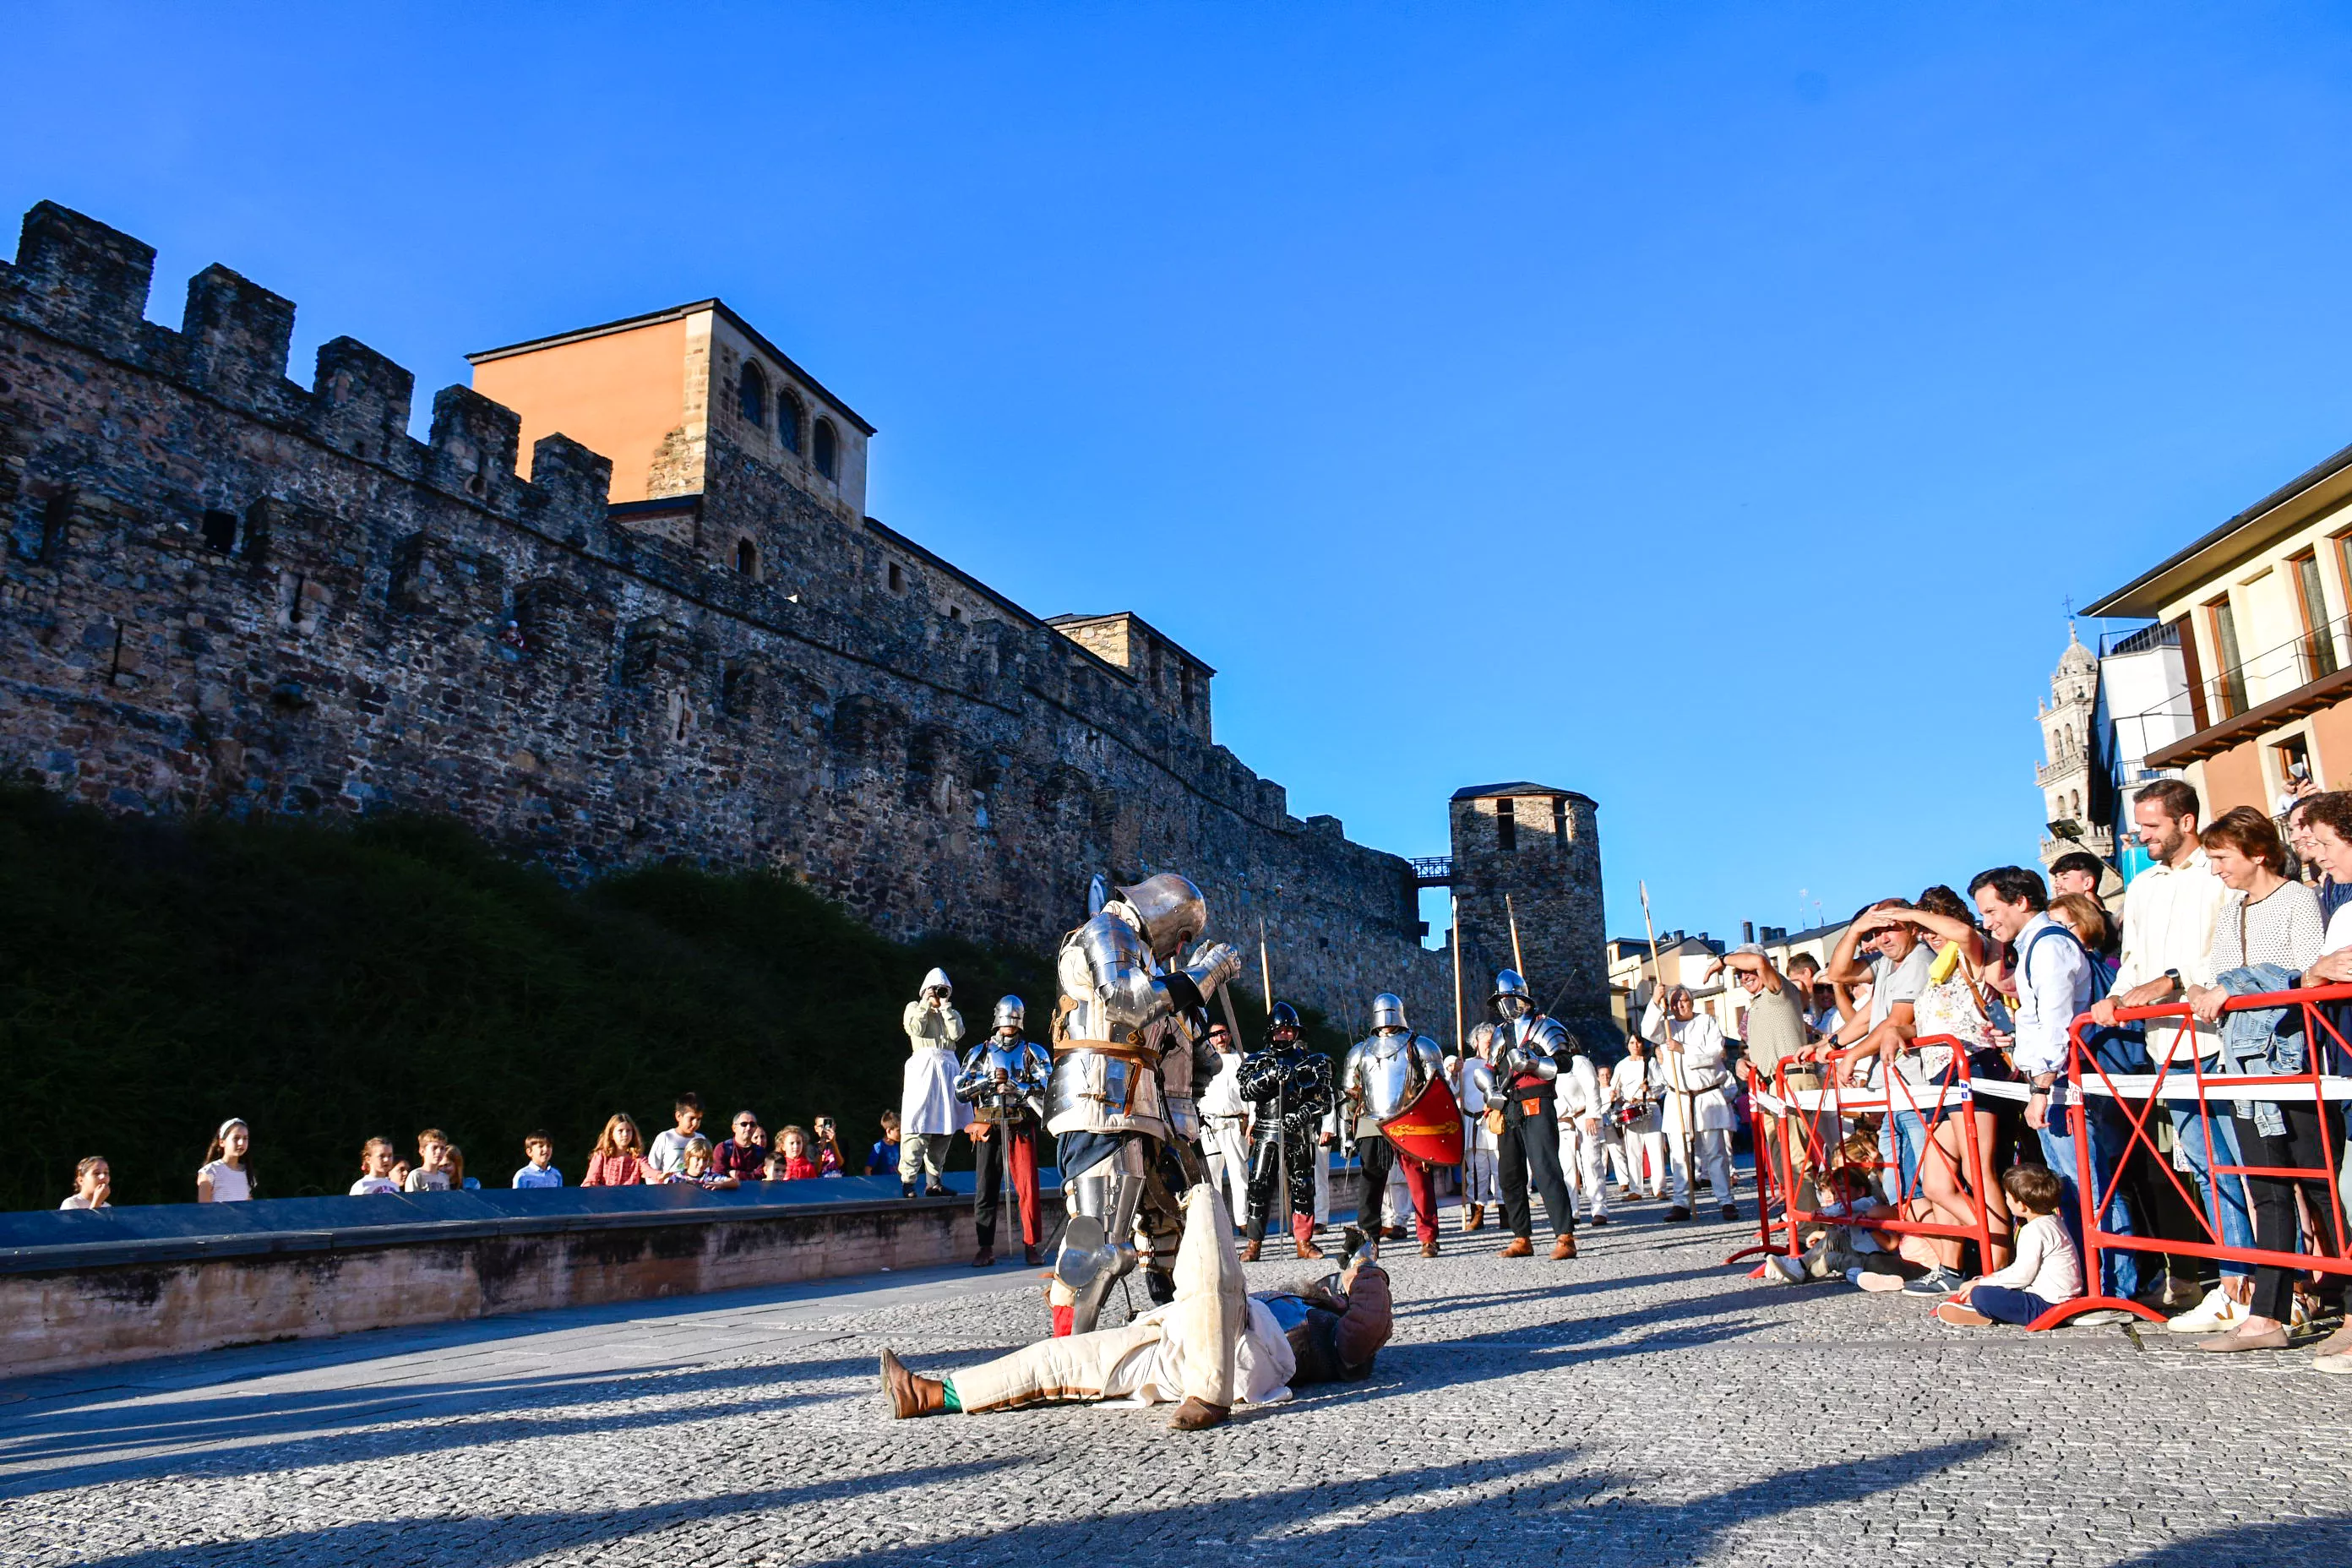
[
  {"left": 2202, "top": 610, "right": 2349, "bottom": 722},
  {"left": 2101, "top": 621, "right": 2181, "bottom": 657},
  {"left": 2035, "top": 754, "right": 2090, "bottom": 788}
]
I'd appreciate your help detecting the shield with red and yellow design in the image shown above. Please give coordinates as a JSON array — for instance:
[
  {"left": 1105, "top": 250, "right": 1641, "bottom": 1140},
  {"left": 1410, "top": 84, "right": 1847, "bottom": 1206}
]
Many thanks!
[{"left": 1378, "top": 1073, "right": 1464, "bottom": 1168}]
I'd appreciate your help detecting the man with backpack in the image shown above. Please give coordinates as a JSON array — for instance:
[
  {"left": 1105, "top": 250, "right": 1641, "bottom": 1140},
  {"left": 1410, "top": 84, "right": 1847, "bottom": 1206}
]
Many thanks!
[
  {"left": 1972, "top": 863, "right": 2142, "bottom": 1306},
  {"left": 2085, "top": 779, "right": 2251, "bottom": 1331}
]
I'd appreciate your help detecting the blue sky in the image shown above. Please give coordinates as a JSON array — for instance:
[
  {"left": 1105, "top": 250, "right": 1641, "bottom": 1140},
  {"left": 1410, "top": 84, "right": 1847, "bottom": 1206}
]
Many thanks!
[{"left": 10, "top": 3, "right": 2352, "bottom": 946}]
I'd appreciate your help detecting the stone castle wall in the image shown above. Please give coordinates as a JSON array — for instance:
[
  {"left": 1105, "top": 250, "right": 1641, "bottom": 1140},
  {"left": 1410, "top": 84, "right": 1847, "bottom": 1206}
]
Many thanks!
[{"left": 0, "top": 202, "right": 1449, "bottom": 1026}]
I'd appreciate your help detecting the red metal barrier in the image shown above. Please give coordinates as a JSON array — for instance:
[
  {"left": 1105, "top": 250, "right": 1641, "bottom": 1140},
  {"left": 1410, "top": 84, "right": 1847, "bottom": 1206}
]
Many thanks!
[
  {"left": 1735, "top": 1039, "right": 2001, "bottom": 1274},
  {"left": 2051, "top": 983, "right": 2352, "bottom": 1329}
]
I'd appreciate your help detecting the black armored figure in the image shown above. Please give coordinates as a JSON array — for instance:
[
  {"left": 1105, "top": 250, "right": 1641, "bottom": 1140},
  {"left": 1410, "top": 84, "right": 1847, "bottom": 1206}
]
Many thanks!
[{"left": 1238, "top": 1002, "right": 1336, "bottom": 1262}]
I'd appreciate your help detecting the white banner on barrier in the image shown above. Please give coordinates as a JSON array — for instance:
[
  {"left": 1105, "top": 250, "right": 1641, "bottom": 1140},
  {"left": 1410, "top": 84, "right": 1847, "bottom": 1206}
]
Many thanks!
[{"left": 1754, "top": 1072, "right": 2352, "bottom": 1114}]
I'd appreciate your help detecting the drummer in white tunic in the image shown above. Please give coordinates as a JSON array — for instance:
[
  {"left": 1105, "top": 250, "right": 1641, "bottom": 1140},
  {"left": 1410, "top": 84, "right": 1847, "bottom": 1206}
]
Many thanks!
[
  {"left": 1642, "top": 985, "right": 1738, "bottom": 1221},
  {"left": 898, "top": 966, "right": 969, "bottom": 1197}
]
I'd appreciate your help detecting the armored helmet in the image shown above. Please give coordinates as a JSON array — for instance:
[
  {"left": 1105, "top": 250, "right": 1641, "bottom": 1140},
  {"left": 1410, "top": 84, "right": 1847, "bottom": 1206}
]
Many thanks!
[
  {"left": 1113, "top": 872, "right": 1209, "bottom": 961},
  {"left": 1370, "top": 993, "right": 1407, "bottom": 1033},
  {"left": 1491, "top": 968, "right": 1532, "bottom": 1017},
  {"left": 919, "top": 966, "right": 952, "bottom": 999},
  {"left": 1266, "top": 1000, "right": 1303, "bottom": 1044},
  {"left": 993, "top": 995, "right": 1025, "bottom": 1031}
]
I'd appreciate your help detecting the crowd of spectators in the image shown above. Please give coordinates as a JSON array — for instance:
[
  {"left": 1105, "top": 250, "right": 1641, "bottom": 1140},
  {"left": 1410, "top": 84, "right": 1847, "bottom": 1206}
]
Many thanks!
[
  {"left": 52, "top": 1092, "right": 890, "bottom": 1213},
  {"left": 1740, "top": 777, "right": 2352, "bottom": 1378}
]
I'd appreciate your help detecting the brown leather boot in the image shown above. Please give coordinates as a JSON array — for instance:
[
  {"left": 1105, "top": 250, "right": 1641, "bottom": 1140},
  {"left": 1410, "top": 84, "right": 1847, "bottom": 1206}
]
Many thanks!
[
  {"left": 1240, "top": 1238, "right": 1262, "bottom": 1262},
  {"left": 971, "top": 1247, "right": 994, "bottom": 1268},
  {"left": 1022, "top": 1244, "right": 1043, "bottom": 1267},
  {"left": 1550, "top": 1234, "right": 1577, "bottom": 1261},
  {"left": 1465, "top": 1204, "right": 1486, "bottom": 1232},
  {"left": 1420, "top": 1238, "right": 1439, "bottom": 1259},
  {"left": 1295, "top": 1236, "right": 1326, "bottom": 1260},
  {"left": 879, "top": 1349, "right": 945, "bottom": 1418},
  {"left": 1168, "top": 1396, "right": 1229, "bottom": 1431},
  {"left": 1499, "top": 1235, "right": 1534, "bottom": 1258}
]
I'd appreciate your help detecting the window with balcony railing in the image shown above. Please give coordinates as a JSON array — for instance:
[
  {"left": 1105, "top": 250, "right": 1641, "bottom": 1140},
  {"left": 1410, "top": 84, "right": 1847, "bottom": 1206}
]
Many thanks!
[
  {"left": 2208, "top": 596, "right": 2249, "bottom": 717},
  {"left": 2295, "top": 551, "right": 2339, "bottom": 679}
]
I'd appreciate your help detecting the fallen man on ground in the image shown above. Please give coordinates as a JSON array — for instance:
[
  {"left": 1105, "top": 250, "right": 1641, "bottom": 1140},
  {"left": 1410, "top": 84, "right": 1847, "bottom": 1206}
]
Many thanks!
[{"left": 879, "top": 1185, "right": 1395, "bottom": 1430}]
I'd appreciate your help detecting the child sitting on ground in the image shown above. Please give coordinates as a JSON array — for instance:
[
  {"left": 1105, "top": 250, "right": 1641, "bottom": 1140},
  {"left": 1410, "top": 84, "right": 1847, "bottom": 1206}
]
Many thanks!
[
  {"left": 1932, "top": 1165, "right": 2082, "bottom": 1327},
  {"left": 1761, "top": 1161, "right": 1914, "bottom": 1288},
  {"left": 766, "top": 1125, "right": 819, "bottom": 1181}
]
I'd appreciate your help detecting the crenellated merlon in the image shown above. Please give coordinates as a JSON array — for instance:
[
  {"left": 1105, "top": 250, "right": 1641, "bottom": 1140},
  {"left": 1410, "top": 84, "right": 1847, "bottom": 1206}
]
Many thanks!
[{"left": 0, "top": 200, "right": 615, "bottom": 563}]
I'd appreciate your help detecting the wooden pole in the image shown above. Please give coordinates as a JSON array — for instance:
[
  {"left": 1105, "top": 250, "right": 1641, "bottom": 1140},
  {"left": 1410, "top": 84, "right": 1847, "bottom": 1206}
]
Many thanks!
[
  {"left": 1259, "top": 917, "right": 1274, "bottom": 1013},
  {"left": 1505, "top": 893, "right": 1527, "bottom": 978},
  {"left": 1450, "top": 893, "right": 1465, "bottom": 1057},
  {"left": 1452, "top": 891, "right": 1473, "bottom": 1235}
]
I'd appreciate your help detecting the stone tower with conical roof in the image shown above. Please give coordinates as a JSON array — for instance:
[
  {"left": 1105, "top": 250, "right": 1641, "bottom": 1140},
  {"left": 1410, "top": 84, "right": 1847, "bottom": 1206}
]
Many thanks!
[{"left": 2037, "top": 625, "right": 2111, "bottom": 870}]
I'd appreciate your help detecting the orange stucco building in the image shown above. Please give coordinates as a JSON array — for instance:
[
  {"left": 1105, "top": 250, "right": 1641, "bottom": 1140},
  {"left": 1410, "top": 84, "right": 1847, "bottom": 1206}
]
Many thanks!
[{"left": 2085, "top": 441, "right": 2352, "bottom": 817}]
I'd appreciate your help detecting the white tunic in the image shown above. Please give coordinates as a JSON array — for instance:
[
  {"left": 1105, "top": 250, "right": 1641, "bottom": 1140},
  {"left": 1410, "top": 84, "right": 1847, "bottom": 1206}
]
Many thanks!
[
  {"left": 900, "top": 999, "right": 972, "bottom": 1138},
  {"left": 1641, "top": 999, "right": 1736, "bottom": 1134},
  {"left": 1450, "top": 1055, "right": 1498, "bottom": 1152},
  {"left": 1554, "top": 1054, "right": 1605, "bottom": 1122}
]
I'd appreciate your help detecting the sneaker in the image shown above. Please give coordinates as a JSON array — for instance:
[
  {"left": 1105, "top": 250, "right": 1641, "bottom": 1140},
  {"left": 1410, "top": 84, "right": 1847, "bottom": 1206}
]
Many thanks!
[
  {"left": 1850, "top": 1267, "right": 1908, "bottom": 1293},
  {"left": 1901, "top": 1267, "right": 1963, "bottom": 1297},
  {"left": 2315, "top": 1353, "right": 2352, "bottom": 1376},
  {"left": 2165, "top": 1285, "right": 2244, "bottom": 1335},
  {"left": 1933, "top": 1300, "right": 1992, "bottom": 1326},
  {"left": 1762, "top": 1255, "right": 1803, "bottom": 1285}
]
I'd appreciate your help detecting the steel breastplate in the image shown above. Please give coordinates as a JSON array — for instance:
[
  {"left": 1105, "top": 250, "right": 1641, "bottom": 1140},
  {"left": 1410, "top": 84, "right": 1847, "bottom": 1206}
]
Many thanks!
[{"left": 1358, "top": 1038, "right": 1418, "bottom": 1121}]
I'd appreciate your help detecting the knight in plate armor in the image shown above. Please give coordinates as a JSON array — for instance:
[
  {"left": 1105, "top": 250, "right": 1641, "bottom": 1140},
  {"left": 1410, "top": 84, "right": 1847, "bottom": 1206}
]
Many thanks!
[
  {"left": 1239, "top": 1002, "right": 1337, "bottom": 1262},
  {"left": 1342, "top": 994, "right": 1447, "bottom": 1255},
  {"left": 1488, "top": 970, "right": 1579, "bottom": 1261},
  {"left": 956, "top": 995, "right": 1053, "bottom": 1269},
  {"left": 1047, "top": 873, "right": 1242, "bottom": 1334}
]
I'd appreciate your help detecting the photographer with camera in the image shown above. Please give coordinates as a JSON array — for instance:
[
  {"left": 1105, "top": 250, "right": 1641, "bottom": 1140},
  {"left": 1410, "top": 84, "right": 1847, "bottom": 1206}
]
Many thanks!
[{"left": 956, "top": 995, "right": 1052, "bottom": 1267}]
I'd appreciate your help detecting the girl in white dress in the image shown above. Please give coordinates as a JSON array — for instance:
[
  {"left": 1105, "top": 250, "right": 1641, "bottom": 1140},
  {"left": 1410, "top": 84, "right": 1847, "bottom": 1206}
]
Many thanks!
[{"left": 197, "top": 1119, "right": 253, "bottom": 1202}]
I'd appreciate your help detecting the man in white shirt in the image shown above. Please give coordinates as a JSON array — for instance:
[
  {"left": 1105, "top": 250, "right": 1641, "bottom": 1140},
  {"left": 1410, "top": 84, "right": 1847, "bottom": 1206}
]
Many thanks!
[
  {"left": 1973, "top": 864, "right": 2142, "bottom": 1304},
  {"left": 2085, "top": 780, "right": 2251, "bottom": 1330},
  {"left": 1451, "top": 1028, "right": 1500, "bottom": 1231},
  {"left": 1197, "top": 1023, "right": 1252, "bottom": 1228},
  {"left": 1554, "top": 1046, "right": 1610, "bottom": 1224}
]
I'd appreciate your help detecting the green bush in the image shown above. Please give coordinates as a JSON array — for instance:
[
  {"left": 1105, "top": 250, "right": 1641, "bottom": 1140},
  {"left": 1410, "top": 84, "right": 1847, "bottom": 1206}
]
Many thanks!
[
  {"left": 0, "top": 788, "right": 1351, "bottom": 1211},
  {"left": 0, "top": 787, "right": 1049, "bottom": 1208}
]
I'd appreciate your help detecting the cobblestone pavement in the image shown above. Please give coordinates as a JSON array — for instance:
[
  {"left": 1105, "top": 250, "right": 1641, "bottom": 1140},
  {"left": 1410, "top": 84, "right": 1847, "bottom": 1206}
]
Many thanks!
[{"left": 4, "top": 1193, "right": 2349, "bottom": 1567}]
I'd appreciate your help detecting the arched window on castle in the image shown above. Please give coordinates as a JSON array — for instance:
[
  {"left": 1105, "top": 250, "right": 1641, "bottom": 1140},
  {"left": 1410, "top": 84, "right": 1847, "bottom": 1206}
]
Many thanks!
[
  {"left": 777, "top": 389, "right": 803, "bottom": 455},
  {"left": 814, "top": 417, "right": 839, "bottom": 481},
  {"left": 739, "top": 362, "right": 768, "bottom": 430},
  {"left": 735, "top": 537, "right": 759, "bottom": 578}
]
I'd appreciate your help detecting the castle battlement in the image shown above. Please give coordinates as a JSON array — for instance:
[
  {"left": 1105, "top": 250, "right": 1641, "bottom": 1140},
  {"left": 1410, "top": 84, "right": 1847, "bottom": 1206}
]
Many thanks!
[{"left": 0, "top": 199, "right": 1580, "bottom": 1026}]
